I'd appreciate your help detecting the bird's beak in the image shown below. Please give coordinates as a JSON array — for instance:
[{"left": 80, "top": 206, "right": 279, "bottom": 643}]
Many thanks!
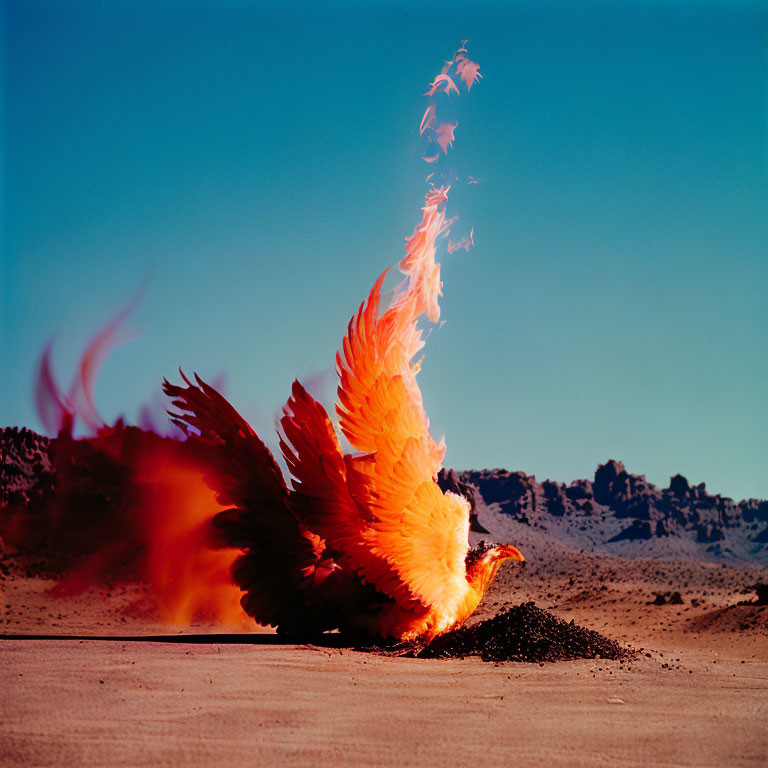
[{"left": 502, "top": 545, "right": 525, "bottom": 563}]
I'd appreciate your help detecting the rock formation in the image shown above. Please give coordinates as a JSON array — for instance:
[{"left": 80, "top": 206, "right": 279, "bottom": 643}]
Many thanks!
[
  {"left": 2, "top": 428, "right": 767, "bottom": 565},
  {"left": 458, "top": 460, "right": 768, "bottom": 563}
]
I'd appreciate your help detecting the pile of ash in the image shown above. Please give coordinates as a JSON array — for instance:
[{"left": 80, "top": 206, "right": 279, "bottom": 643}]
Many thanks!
[{"left": 419, "top": 602, "right": 633, "bottom": 663}]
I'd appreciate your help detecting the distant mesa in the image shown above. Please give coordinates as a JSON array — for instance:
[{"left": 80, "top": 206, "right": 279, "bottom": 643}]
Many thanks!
[
  {"left": 669, "top": 473, "right": 691, "bottom": 499},
  {"left": 593, "top": 459, "right": 626, "bottom": 505},
  {"left": 2, "top": 428, "right": 767, "bottom": 565},
  {"left": 0, "top": 427, "right": 54, "bottom": 510},
  {"left": 456, "top": 459, "right": 768, "bottom": 564}
]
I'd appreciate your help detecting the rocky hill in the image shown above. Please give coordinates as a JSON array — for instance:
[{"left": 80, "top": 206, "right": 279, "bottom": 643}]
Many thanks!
[
  {"left": 3, "top": 428, "right": 767, "bottom": 565},
  {"left": 0, "top": 427, "right": 54, "bottom": 509},
  {"left": 447, "top": 462, "right": 768, "bottom": 564}
]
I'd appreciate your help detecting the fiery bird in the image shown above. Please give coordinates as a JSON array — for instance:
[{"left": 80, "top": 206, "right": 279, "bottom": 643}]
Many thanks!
[
  {"left": 10, "top": 42, "right": 524, "bottom": 645},
  {"left": 161, "top": 184, "right": 524, "bottom": 643}
]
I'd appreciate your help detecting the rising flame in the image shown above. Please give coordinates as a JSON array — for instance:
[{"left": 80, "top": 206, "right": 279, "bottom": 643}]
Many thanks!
[
  {"left": 132, "top": 442, "right": 247, "bottom": 626},
  {"left": 8, "top": 42, "right": 484, "bottom": 630}
]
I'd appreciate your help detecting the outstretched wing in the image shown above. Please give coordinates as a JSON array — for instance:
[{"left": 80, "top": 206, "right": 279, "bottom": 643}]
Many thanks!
[
  {"left": 280, "top": 380, "right": 420, "bottom": 609},
  {"left": 337, "top": 275, "right": 472, "bottom": 616},
  {"left": 284, "top": 188, "right": 473, "bottom": 617},
  {"left": 162, "top": 373, "right": 327, "bottom": 631}
]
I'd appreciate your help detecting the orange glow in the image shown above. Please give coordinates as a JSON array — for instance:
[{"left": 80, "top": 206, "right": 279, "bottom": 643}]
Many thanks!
[
  {"left": 132, "top": 444, "right": 248, "bottom": 627},
  {"left": 28, "top": 335, "right": 246, "bottom": 626}
]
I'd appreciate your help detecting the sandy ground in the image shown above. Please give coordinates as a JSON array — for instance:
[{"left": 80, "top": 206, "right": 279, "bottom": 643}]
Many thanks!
[
  {"left": 2, "top": 534, "right": 767, "bottom": 767},
  {"left": 3, "top": 637, "right": 767, "bottom": 768}
]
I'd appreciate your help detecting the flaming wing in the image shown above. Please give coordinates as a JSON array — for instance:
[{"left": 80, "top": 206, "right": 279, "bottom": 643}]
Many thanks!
[
  {"left": 162, "top": 373, "right": 330, "bottom": 631},
  {"left": 280, "top": 378, "right": 420, "bottom": 609},
  {"left": 281, "top": 188, "right": 473, "bottom": 619},
  {"left": 336, "top": 274, "right": 472, "bottom": 616}
]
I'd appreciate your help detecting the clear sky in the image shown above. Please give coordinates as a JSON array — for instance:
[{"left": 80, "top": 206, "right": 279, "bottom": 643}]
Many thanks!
[{"left": 2, "top": 1, "right": 766, "bottom": 501}]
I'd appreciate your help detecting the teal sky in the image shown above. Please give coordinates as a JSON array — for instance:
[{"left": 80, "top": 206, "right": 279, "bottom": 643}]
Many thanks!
[{"left": 2, "top": 1, "right": 766, "bottom": 501}]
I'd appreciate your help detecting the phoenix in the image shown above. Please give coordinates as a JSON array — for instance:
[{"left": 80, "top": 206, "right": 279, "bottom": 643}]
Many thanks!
[
  {"left": 11, "top": 43, "right": 524, "bottom": 645},
  {"left": 162, "top": 184, "right": 524, "bottom": 643}
]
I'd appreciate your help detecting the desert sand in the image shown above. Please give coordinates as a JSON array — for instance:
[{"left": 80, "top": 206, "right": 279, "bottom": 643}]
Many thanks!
[
  {"left": 3, "top": 636, "right": 766, "bottom": 768},
  {"left": 2, "top": 517, "right": 767, "bottom": 768}
]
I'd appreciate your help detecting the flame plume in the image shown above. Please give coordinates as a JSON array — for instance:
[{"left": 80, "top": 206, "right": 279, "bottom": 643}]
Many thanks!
[{"left": 4, "top": 43, "right": 524, "bottom": 640}]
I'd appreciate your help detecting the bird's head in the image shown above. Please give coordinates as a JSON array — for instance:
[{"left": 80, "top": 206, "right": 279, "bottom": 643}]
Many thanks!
[
  {"left": 465, "top": 540, "right": 525, "bottom": 594},
  {"left": 495, "top": 543, "right": 525, "bottom": 564}
]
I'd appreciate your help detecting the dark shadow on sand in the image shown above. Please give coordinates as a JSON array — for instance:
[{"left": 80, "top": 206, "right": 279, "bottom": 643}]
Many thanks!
[{"left": 0, "top": 632, "right": 354, "bottom": 647}]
